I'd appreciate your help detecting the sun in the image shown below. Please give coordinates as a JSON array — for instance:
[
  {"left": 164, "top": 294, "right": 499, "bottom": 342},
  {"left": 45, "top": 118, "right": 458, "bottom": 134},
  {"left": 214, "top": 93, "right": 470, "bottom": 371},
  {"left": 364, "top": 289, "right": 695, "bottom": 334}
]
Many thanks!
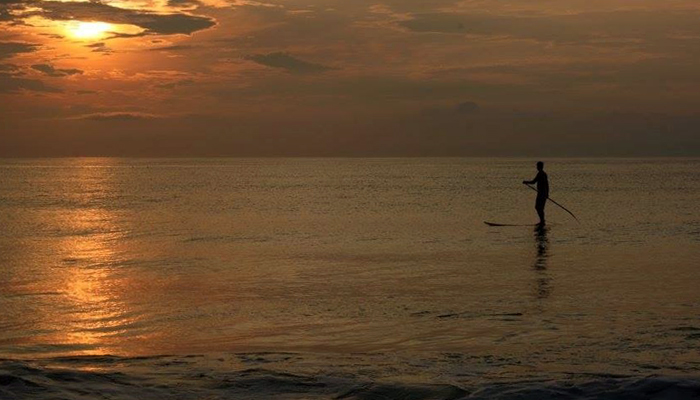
[{"left": 67, "top": 21, "right": 112, "bottom": 40}]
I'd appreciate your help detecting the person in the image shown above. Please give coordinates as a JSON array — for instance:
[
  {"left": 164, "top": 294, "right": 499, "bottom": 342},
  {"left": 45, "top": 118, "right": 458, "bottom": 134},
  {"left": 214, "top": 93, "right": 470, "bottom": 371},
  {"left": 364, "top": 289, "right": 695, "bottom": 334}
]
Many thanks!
[{"left": 522, "top": 161, "right": 549, "bottom": 225}]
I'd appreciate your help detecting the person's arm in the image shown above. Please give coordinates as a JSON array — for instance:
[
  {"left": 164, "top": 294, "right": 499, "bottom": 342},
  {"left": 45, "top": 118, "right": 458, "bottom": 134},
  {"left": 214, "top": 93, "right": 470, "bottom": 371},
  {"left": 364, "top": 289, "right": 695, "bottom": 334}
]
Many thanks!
[{"left": 523, "top": 174, "right": 539, "bottom": 185}]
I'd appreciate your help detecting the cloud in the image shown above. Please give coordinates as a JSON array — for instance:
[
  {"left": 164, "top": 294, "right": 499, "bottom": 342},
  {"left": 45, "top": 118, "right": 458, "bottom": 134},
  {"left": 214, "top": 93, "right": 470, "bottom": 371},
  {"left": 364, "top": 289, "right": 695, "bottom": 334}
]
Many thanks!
[
  {"left": 0, "top": 42, "right": 38, "bottom": 59},
  {"left": 34, "top": 1, "right": 216, "bottom": 36},
  {"left": 0, "top": 63, "right": 20, "bottom": 73},
  {"left": 31, "top": 63, "right": 83, "bottom": 77},
  {"left": 74, "top": 112, "right": 161, "bottom": 121},
  {"left": 0, "top": 0, "right": 25, "bottom": 21},
  {"left": 398, "top": 9, "right": 700, "bottom": 47},
  {"left": 247, "top": 52, "right": 335, "bottom": 74},
  {"left": 147, "top": 44, "right": 195, "bottom": 51},
  {"left": 398, "top": 12, "right": 597, "bottom": 44},
  {"left": 85, "top": 42, "right": 113, "bottom": 54},
  {"left": 456, "top": 101, "right": 480, "bottom": 114},
  {"left": 156, "top": 78, "right": 194, "bottom": 89},
  {"left": 167, "top": 0, "right": 202, "bottom": 7},
  {"left": 0, "top": 74, "right": 61, "bottom": 93}
]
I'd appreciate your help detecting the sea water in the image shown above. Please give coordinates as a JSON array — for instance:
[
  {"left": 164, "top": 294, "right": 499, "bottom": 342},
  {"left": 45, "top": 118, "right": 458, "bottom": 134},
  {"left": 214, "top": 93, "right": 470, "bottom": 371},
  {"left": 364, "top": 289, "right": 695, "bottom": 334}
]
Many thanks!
[{"left": 0, "top": 158, "right": 699, "bottom": 399}]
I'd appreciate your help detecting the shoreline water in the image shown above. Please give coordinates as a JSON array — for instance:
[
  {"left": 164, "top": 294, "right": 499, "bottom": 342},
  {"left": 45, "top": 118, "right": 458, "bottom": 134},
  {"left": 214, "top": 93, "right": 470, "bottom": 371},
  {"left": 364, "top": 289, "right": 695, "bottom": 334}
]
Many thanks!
[{"left": 2, "top": 352, "right": 700, "bottom": 399}]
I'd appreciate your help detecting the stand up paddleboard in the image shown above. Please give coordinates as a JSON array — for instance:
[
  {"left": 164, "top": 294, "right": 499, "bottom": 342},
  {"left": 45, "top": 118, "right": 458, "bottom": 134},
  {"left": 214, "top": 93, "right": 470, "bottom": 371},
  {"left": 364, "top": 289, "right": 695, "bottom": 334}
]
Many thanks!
[{"left": 484, "top": 221, "right": 539, "bottom": 227}]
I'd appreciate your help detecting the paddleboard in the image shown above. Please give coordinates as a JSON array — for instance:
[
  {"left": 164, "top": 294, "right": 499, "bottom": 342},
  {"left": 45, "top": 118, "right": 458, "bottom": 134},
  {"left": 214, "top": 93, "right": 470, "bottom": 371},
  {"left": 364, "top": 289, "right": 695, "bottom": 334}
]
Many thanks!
[{"left": 484, "top": 221, "right": 539, "bottom": 227}]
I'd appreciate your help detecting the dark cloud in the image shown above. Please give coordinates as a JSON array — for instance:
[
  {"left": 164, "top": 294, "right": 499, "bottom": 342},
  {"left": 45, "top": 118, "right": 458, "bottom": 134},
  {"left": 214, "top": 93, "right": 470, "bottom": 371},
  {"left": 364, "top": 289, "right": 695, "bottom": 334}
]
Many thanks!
[
  {"left": 85, "top": 42, "right": 113, "bottom": 54},
  {"left": 399, "top": 10, "right": 700, "bottom": 47},
  {"left": 75, "top": 112, "right": 161, "bottom": 121},
  {"left": 0, "top": 63, "right": 20, "bottom": 73},
  {"left": 0, "top": 0, "right": 25, "bottom": 22},
  {"left": 247, "top": 52, "right": 334, "bottom": 74},
  {"left": 34, "top": 1, "right": 216, "bottom": 36},
  {"left": 156, "top": 79, "right": 194, "bottom": 89},
  {"left": 41, "top": 33, "right": 64, "bottom": 39},
  {"left": 167, "top": 0, "right": 202, "bottom": 7},
  {"left": 147, "top": 44, "right": 195, "bottom": 51},
  {"left": 31, "top": 63, "right": 83, "bottom": 77},
  {"left": 0, "top": 74, "right": 61, "bottom": 93},
  {"left": 445, "top": 56, "right": 700, "bottom": 95},
  {"left": 456, "top": 101, "right": 480, "bottom": 114},
  {"left": 219, "top": 74, "right": 516, "bottom": 103},
  {"left": 0, "top": 42, "right": 38, "bottom": 59}
]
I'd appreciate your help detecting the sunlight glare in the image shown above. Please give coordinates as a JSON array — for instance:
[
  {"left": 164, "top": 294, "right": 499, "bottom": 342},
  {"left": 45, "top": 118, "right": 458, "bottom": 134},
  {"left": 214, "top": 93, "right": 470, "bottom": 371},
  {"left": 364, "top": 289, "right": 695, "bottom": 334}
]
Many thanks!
[{"left": 67, "top": 21, "right": 112, "bottom": 40}]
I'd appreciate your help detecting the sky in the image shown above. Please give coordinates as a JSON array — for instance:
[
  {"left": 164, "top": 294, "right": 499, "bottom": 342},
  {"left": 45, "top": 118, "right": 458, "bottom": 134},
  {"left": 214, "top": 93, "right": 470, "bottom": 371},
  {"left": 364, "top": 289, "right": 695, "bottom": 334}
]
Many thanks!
[{"left": 1, "top": 0, "right": 700, "bottom": 156}]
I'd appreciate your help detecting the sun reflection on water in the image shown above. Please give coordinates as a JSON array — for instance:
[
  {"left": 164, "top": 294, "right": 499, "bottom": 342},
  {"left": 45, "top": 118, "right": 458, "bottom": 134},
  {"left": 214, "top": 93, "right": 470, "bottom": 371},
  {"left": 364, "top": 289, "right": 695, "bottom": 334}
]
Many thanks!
[{"left": 33, "top": 160, "right": 150, "bottom": 357}]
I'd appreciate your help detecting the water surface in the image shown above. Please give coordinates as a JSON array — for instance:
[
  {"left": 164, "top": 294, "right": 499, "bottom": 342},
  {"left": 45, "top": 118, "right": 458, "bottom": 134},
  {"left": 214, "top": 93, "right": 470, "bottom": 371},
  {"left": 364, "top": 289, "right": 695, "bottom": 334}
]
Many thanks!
[{"left": 1, "top": 158, "right": 698, "bottom": 398}]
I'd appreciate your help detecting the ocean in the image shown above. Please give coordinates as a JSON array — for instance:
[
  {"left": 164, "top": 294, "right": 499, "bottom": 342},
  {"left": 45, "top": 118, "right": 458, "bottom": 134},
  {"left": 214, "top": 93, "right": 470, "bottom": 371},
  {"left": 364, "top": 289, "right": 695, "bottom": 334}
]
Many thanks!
[{"left": 1, "top": 158, "right": 699, "bottom": 399}]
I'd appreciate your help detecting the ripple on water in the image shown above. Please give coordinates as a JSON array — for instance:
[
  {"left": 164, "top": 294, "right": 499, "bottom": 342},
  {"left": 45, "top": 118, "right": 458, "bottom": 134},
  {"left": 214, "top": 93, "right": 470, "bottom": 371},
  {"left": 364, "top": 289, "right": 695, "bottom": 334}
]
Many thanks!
[{"left": 1, "top": 355, "right": 700, "bottom": 400}]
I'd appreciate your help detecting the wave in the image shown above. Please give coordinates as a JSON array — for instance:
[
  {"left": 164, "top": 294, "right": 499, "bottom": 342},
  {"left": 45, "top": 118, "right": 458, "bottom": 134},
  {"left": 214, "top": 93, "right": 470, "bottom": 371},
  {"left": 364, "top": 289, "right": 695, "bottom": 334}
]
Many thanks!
[{"left": 1, "top": 355, "right": 699, "bottom": 399}]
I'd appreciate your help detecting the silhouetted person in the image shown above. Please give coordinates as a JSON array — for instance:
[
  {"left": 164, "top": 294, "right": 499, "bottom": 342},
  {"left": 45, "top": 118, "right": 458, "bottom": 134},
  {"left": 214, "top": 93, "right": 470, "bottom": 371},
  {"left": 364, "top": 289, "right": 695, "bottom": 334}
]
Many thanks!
[{"left": 522, "top": 161, "right": 549, "bottom": 225}]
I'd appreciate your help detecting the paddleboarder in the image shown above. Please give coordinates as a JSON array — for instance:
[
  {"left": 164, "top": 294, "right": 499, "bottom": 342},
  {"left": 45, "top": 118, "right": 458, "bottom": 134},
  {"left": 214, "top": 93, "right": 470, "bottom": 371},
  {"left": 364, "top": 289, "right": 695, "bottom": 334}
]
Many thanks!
[{"left": 523, "top": 161, "right": 549, "bottom": 225}]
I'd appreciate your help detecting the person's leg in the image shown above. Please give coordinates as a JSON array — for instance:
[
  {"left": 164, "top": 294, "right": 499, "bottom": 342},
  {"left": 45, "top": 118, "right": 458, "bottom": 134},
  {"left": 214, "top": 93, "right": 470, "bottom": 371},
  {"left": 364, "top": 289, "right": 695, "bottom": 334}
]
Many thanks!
[{"left": 536, "top": 197, "right": 546, "bottom": 225}]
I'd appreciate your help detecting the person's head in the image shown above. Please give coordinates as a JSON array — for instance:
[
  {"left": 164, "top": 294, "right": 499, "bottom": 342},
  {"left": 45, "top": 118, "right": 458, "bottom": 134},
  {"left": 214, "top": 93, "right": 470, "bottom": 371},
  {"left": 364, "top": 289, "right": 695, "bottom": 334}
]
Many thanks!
[{"left": 536, "top": 161, "right": 544, "bottom": 171}]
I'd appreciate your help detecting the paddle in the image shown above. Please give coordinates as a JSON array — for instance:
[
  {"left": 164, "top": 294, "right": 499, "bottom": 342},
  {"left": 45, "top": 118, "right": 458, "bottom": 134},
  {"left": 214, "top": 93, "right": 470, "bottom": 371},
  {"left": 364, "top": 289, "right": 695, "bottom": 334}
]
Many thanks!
[{"left": 525, "top": 184, "right": 580, "bottom": 223}]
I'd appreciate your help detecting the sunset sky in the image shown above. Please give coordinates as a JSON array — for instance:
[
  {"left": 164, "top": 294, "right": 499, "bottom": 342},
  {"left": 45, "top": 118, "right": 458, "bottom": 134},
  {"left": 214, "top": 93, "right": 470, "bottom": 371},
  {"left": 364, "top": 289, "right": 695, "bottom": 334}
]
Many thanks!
[{"left": 2, "top": 0, "right": 700, "bottom": 156}]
